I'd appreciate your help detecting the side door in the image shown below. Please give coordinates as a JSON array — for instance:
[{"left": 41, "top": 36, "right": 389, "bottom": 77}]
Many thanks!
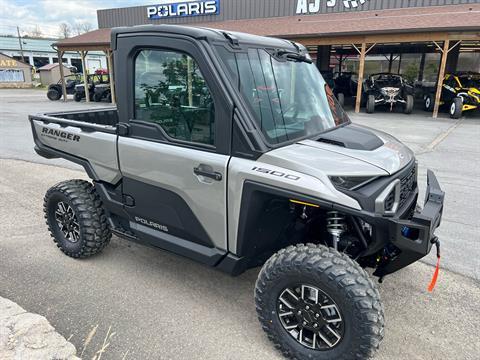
[{"left": 116, "top": 35, "right": 232, "bottom": 265}]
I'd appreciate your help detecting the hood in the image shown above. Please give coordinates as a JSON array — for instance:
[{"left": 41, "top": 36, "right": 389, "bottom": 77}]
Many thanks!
[
  {"left": 298, "top": 125, "right": 414, "bottom": 175},
  {"left": 260, "top": 124, "right": 413, "bottom": 178}
]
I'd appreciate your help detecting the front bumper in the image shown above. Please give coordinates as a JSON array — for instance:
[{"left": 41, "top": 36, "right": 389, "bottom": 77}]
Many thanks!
[{"left": 373, "top": 170, "right": 445, "bottom": 277}]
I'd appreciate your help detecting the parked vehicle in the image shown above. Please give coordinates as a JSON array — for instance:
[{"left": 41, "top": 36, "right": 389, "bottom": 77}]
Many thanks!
[
  {"left": 93, "top": 83, "right": 112, "bottom": 102},
  {"left": 333, "top": 72, "right": 358, "bottom": 106},
  {"left": 29, "top": 26, "right": 444, "bottom": 360},
  {"left": 364, "top": 73, "right": 414, "bottom": 114},
  {"left": 46, "top": 74, "right": 82, "bottom": 101},
  {"left": 73, "top": 74, "right": 110, "bottom": 102},
  {"left": 424, "top": 72, "right": 480, "bottom": 118}
]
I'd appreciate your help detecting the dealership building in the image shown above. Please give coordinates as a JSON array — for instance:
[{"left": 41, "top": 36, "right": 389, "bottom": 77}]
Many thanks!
[{"left": 58, "top": 0, "right": 480, "bottom": 115}]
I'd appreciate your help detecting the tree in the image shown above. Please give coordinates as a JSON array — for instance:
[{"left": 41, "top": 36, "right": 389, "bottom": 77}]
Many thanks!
[
  {"left": 73, "top": 22, "right": 92, "bottom": 35},
  {"left": 29, "top": 25, "right": 42, "bottom": 38},
  {"left": 59, "top": 23, "right": 71, "bottom": 39},
  {"left": 80, "top": 22, "right": 92, "bottom": 33}
]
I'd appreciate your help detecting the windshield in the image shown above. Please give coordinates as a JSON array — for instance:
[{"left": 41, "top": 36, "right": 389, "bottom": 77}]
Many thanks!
[{"left": 216, "top": 46, "right": 349, "bottom": 145}]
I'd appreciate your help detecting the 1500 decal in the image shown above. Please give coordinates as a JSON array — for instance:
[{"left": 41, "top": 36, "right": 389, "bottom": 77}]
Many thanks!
[{"left": 252, "top": 167, "right": 301, "bottom": 181}]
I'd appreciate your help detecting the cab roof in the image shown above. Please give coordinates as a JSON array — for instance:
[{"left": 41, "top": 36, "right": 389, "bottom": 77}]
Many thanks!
[{"left": 111, "top": 24, "right": 303, "bottom": 52}]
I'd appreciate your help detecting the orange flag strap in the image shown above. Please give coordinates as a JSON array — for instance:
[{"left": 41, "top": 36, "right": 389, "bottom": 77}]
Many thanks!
[{"left": 427, "top": 238, "right": 441, "bottom": 292}]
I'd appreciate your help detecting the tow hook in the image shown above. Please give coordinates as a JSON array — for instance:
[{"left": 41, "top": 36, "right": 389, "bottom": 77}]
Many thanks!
[{"left": 428, "top": 237, "right": 441, "bottom": 292}]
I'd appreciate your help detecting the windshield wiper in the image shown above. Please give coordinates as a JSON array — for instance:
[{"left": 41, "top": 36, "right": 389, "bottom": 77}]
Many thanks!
[{"left": 275, "top": 50, "right": 312, "bottom": 64}]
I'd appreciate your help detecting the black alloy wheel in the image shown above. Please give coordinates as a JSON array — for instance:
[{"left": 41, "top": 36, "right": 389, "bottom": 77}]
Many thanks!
[
  {"left": 53, "top": 201, "right": 80, "bottom": 243},
  {"left": 277, "top": 284, "right": 344, "bottom": 350}
]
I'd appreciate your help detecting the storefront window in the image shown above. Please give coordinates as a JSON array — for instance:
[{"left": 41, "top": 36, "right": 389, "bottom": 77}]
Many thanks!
[{"left": 0, "top": 69, "right": 24, "bottom": 82}]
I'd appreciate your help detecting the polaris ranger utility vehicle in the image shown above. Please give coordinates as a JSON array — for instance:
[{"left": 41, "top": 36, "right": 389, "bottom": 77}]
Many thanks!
[
  {"left": 29, "top": 25, "right": 444, "bottom": 360},
  {"left": 364, "top": 73, "right": 414, "bottom": 114}
]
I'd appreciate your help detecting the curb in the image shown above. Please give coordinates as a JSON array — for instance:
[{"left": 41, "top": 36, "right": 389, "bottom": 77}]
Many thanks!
[{"left": 0, "top": 296, "right": 79, "bottom": 360}]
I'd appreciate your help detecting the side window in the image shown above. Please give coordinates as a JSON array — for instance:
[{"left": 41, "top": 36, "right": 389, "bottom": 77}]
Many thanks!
[{"left": 134, "top": 49, "right": 215, "bottom": 146}]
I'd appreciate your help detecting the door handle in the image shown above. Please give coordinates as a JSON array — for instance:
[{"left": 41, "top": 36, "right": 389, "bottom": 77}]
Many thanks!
[{"left": 193, "top": 166, "right": 222, "bottom": 181}]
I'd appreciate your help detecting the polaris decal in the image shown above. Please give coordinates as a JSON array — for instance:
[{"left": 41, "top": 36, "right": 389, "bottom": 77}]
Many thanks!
[
  {"left": 252, "top": 167, "right": 301, "bottom": 181},
  {"left": 147, "top": 0, "right": 219, "bottom": 19},
  {"left": 41, "top": 127, "right": 80, "bottom": 142},
  {"left": 296, "top": 0, "right": 369, "bottom": 14},
  {"left": 135, "top": 216, "right": 169, "bottom": 232}
]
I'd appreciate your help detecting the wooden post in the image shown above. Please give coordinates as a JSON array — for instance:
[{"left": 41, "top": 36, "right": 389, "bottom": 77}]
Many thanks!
[
  {"left": 187, "top": 57, "right": 193, "bottom": 106},
  {"left": 57, "top": 50, "right": 67, "bottom": 102},
  {"left": 80, "top": 51, "right": 90, "bottom": 103},
  {"left": 106, "top": 50, "right": 116, "bottom": 105},
  {"left": 433, "top": 40, "right": 450, "bottom": 118},
  {"left": 355, "top": 43, "right": 366, "bottom": 113},
  {"left": 418, "top": 52, "right": 426, "bottom": 82}
]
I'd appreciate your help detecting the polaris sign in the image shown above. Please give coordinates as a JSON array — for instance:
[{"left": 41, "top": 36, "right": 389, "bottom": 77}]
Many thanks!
[{"left": 147, "top": 0, "right": 219, "bottom": 19}]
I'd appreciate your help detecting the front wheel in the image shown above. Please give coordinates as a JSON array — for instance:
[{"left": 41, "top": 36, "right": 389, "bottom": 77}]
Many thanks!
[
  {"left": 404, "top": 94, "right": 414, "bottom": 114},
  {"left": 366, "top": 94, "right": 375, "bottom": 113},
  {"left": 255, "top": 244, "right": 384, "bottom": 360},
  {"left": 450, "top": 97, "right": 463, "bottom": 119}
]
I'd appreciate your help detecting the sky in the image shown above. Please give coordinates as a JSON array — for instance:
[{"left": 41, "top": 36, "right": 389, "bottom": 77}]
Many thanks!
[{"left": 0, "top": 0, "right": 144, "bottom": 38}]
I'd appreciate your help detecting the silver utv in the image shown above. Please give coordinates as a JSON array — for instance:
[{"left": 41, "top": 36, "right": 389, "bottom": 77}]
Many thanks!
[{"left": 30, "top": 25, "right": 444, "bottom": 360}]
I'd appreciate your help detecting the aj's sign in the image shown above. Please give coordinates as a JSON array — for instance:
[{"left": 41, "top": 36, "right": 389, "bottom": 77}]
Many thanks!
[
  {"left": 296, "top": 0, "right": 369, "bottom": 14},
  {"left": 147, "top": 0, "right": 219, "bottom": 19}
]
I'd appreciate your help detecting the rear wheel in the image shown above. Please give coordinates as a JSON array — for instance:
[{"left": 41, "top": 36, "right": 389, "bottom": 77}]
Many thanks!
[
  {"left": 93, "top": 91, "right": 103, "bottom": 102},
  {"left": 44, "top": 180, "right": 111, "bottom": 258},
  {"left": 449, "top": 97, "right": 463, "bottom": 119},
  {"left": 424, "top": 94, "right": 434, "bottom": 111},
  {"left": 255, "top": 244, "right": 384, "bottom": 360},
  {"left": 366, "top": 95, "right": 375, "bottom": 113},
  {"left": 47, "top": 88, "right": 61, "bottom": 101},
  {"left": 73, "top": 92, "right": 82, "bottom": 102},
  {"left": 404, "top": 94, "right": 414, "bottom": 114}
]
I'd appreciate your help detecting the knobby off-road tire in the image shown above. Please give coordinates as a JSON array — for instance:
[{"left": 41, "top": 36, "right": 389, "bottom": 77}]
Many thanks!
[
  {"left": 449, "top": 97, "right": 463, "bottom": 119},
  {"left": 424, "top": 94, "right": 434, "bottom": 112},
  {"left": 404, "top": 94, "right": 414, "bottom": 114},
  {"left": 255, "top": 244, "right": 384, "bottom": 360},
  {"left": 47, "top": 88, "right": 61, "bottom": 101},
  {"left": 366, "top": 95, "right": 375, "bottom": 114},
  {"left": 73, "top": 92, "right": 82, "bottom": 102},
  {"left": 44, "top": 180, "right": 111, "bottom": 258}
]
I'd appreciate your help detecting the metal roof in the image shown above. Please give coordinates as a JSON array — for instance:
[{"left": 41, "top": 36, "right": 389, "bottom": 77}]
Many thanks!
[{"left": 0, "top": 36, "right": 105, "bottom": 55}]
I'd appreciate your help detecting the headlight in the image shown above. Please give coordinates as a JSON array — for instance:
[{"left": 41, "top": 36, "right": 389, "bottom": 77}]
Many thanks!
[{"left": 329, "top": 176, "right": 377, "bottom": 191}]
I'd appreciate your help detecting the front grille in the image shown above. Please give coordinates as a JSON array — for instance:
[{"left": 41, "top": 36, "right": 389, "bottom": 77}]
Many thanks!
[{"left": 399, "top": 163, "right": 417, "bottom": 210}]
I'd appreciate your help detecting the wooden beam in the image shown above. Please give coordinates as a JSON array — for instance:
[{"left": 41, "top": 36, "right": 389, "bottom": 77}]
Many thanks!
[
  {"left": 355, "top": 43, "right": 366, "bottom": 114},
  {"left": 57, "top": 50, "right": 67, "bottom": 102},
  {"left": 293, "top": 32, "right": 451, "bottom": 46},
  {"left": 80, "top": 51, "right": 90, "bottom": 103},
  {"left": 433, "top": 40, "right": 450, "bottom": 119},
  {"left": 106, "top": 50, "right": 116, "bottom": 105}
]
